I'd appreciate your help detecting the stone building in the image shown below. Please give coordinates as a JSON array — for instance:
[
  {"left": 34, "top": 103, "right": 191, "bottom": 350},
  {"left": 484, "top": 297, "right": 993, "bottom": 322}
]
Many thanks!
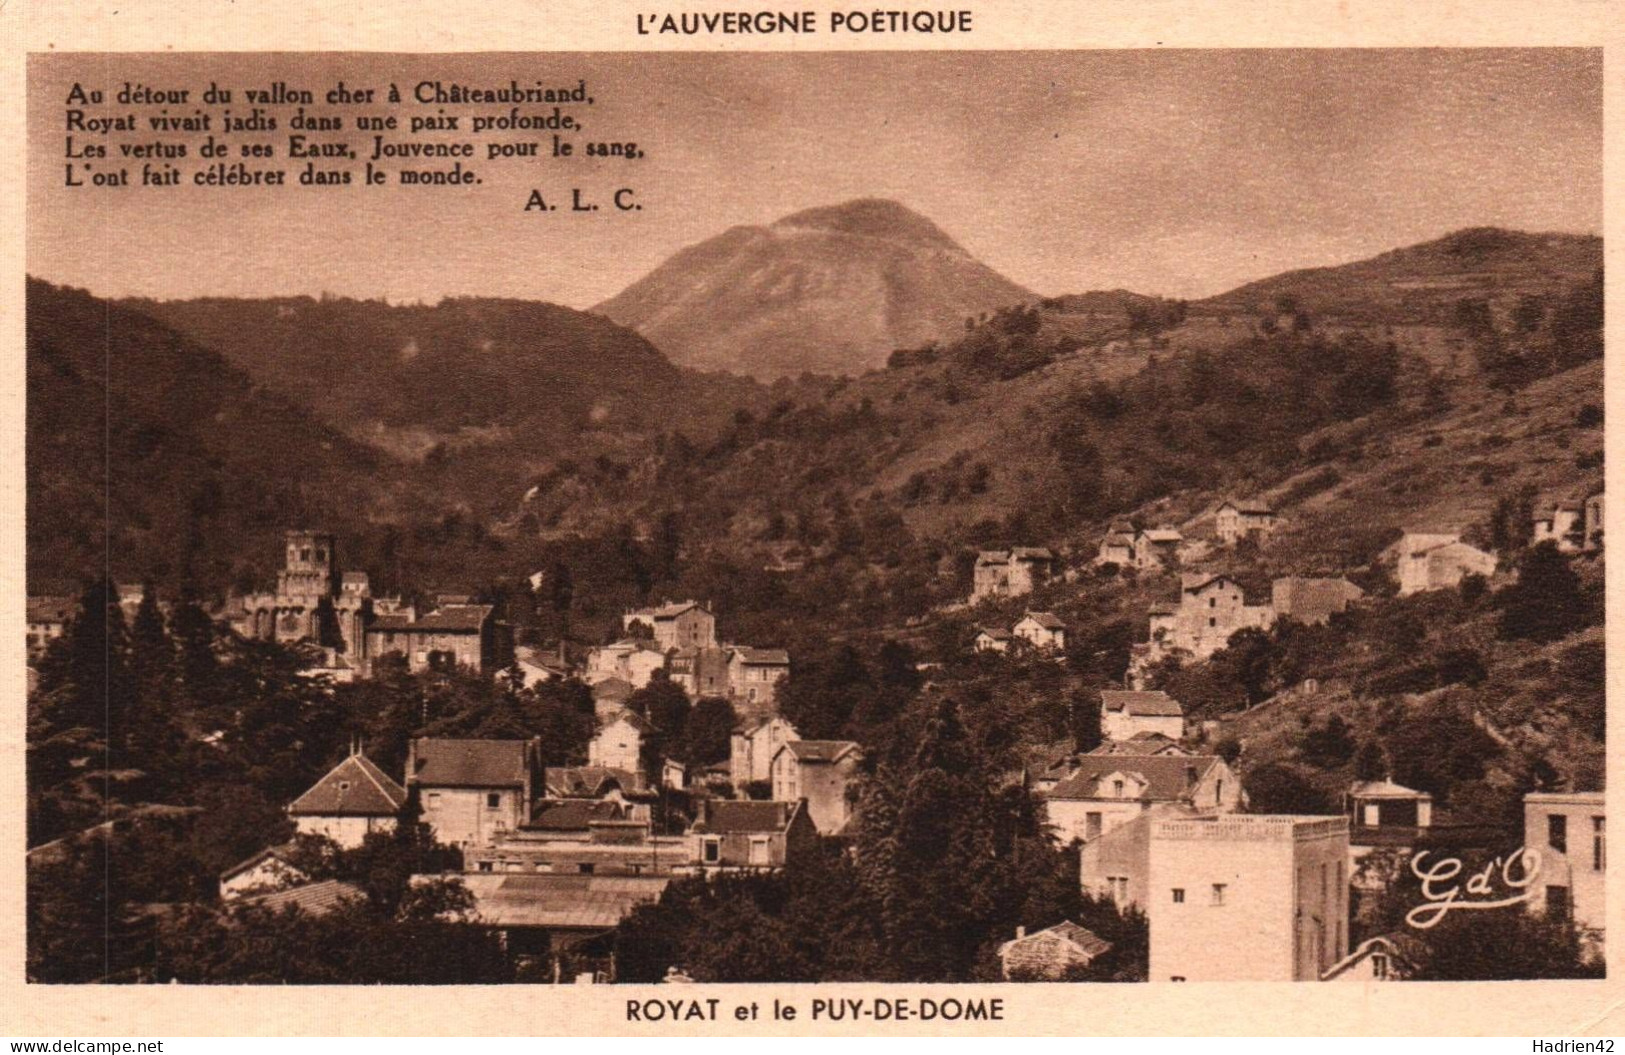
[
  {"left": 234, "top": 530, "right": 374, "bottom": 658},
  {"left": 1045, "top": 754, "right": 1240, "bottom": 847},
  {"left": 1147, "top": 814, "right": 1350, "bottom": 982},
  {"left": 1147, "top": 574, "right": 1275, "bottom": 662},
  {"left": 622, "top": 600, "right": 716, "bottom": 651},
  {"left": 406, "top": 737, "right": 542, "bottom": 850},
  {"left": 1270, "top": 576, "right": 1364, "bottom": 626},
  {"left": 730, "top": 715, "right": 799, "bottom": 787},
  {"left": 1213, "top": 500, "right": 1277, "bottom": 545},
  {"left": 287, "top": 749, "right": 407, "bottom": 849},
  {"left": 1101, "top": 690, "right": 1185, "bottom": 741},
  {"left": 1524, "top": 791, "right": 1606, "bottom": 945},
  {"left": 971, "top": 547, "right": 1055, "bottom": 602},
  {"left": 1389, "top": 533, "right": 1497, "bottom": 596},
  {"left": 365, "top": 603, "right": 498, "bottom": 674},
  {"left": 770, "top": 739, "right": 862, "bottom": 835}
]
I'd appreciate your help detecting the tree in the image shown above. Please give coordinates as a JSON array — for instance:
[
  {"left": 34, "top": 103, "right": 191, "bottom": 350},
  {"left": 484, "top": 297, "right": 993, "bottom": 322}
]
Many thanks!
[
  {"left": 1354, "top": 740, "right": 1387, "bottom": 782},
  {"left": 1069, "top": 687, "right": 1103, "bottom": 753},
  {"left": 1498, "top": 542, "right": 1584, "bottom": 643},
  {"left": 680, "top": 697, "right": 737, "bottom": 766},
  {"left": 1241, "top": 762, "right": 1337, "bottom": 815},
  {"left": 1300, "top": 715, "right": 1356, "bottom": 769}
]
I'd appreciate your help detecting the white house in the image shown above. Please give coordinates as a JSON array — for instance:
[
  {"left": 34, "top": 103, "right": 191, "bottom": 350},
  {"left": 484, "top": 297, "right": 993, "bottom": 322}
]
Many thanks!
[
  {"left": 286, "top": 749, "right": 407, "bottom": 848},
  {"left": 589, "top": 709, "right": 654, "bottom": 775},
  {"left": 406, "top": 737, "right": 541, "bottom": 849},
  {"left": 1101, "top": 690, "right": 1185, "bottom": 741},
  {"left": 1214, "top": 500, "right": 1277, "bottom": 545},
  {"left": 1013, "top": 612, "right": 1067, "bottom": 652},
  {"left": 730, "top": 715, "right": 799, "bottom": 786},
  {"left": 1044, "top": 754, "right": 1240, "bottom": 847},
  {"left": 1388, "top": 533, "right": 1497, "bottom": 595}
]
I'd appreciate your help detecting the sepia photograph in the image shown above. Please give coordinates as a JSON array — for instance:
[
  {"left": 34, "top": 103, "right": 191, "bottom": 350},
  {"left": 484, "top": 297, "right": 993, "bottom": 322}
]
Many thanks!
[{"left": 21, "top": 42, "right": 1607, "bottom": 998}]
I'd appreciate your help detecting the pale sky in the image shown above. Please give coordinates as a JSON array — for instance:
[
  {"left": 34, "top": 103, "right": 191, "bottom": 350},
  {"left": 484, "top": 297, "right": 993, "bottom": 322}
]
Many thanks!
[{"left": 28, "top": 48, "right": 1601, "bottom": 307}]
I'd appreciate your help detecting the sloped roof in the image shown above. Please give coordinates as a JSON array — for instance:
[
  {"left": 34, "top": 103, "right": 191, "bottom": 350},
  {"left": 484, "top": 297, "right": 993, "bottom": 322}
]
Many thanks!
[
  {"left": 288, "top": 753, "right": 407, "bottom": 817},
  {"left": 1100, "top": 690, "right": 1184, "bottom": 717},
  {"left": 591, "top": 678, "right": 634, "bottom": 702},
  {"left": 1047, "top": 755, "right": 1218, "bottom": 802},
  {"left": 369, "top": 613, "right": 416, "bottom": 632},
  {"left": 1019, "top": 611, "right": 1066, "bottom": 630},
  {"left": 1101, "top": 533, "right": 1137, "bottom": 547},
  {"left": 977, "top": 627, "right": 1013, "bottom": 641},
  {"left": 458, "top": 873, "right": 670, "bottom": 930},
  {"left": 1349, "top": 779, "right": 1432, "bottom": 801},
  {"left": 544, "top": 766, "right": 638, "bottom": 799},
  {"left": 241, "top": 879, "right": 364, "bottom": 918},
  {"left": 410, "top": 738, "right": 531, "bottom": 788},
  {"left": 527, "top": 799, "right": 625, "bottom": 831},
  {"left": 1142, "top": 527, "right": 1184, "bottom": 542},
  {"left": 601, "top": 708, "right": 656, "bottom": 734},
  {"left": 1181, "top": 572, "right": 1240, "bottom": 594},
  {"left": 1218, "top": 499, "right": 1274, "bottom": 516},
  {"left": 782, "top": 740, "right": 860, "bottom": 764},
  {"left": 690, "top": 799, "right": 802, "bottom": 835},
  {"left": 1011, "top": 547, "right": 1054, "bottom": 561},
  {"left": 1040, "top": 921, "right": 1112, "bottom": 957},
  {"left": 412, "top": 604, "right": 493, "bottom": 632},
  {"left": 733, "top": 647, "right": 789, "bottom": 665},
  {"left": 219, "top": 842, "right": 302, "bottom": 883}
]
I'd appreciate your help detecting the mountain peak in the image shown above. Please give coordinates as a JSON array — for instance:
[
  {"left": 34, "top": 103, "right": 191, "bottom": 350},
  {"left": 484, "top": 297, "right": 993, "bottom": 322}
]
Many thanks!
[{"left": 770, "top": 198, "right": 962, "bottom": 251}]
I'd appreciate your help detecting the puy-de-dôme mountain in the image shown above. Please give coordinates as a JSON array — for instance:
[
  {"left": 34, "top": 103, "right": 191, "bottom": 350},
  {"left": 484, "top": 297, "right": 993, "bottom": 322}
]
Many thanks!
[{"left": 594, "top": 198, "right": 1034, "bottom": 380}]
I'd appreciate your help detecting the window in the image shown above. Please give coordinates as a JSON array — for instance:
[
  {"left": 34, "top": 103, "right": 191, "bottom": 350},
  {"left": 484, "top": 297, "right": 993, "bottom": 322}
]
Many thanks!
[
  {"left": 1113, "top": 780, "right": 1125, "bottom": 798},
  {"left": 477, "top": 861, "right": 493, "bottom": 872},
  {"left": 486, "top": 792, "right": 502, "bottom": 809},
  {"left": 1211, "top": 883, "right": 1227, "bottom": 906},
  {"left": 337, "top": 781, "right": 351, "bottom": 792},
  {"left": 702, "top": 837, "right": 720, "bottom": 864},
  {"left": 425, "top": 792, "right": 441, "bottom": 809},
  {"left": 1208, "top": 617, "right": 1217, "bottom": 628},
  {"left": 1085, "top": 812, "right": 1103, "bottom": 841},
  {"left": 1594, "top": 816, "right": 1605, "bottom": 871},
  {"left": 1548, "top": 813, "right": 1568, "bottom": 853},
  {"left": 748, "top": 837, "right": 770, "bottom": 866},
  {"left": 1209, "top": 598, "right": 1216, "bottom": 609},
  {"left": 1172, "top": 888, "right": 1185, "bottom": 904},
  {"left": 1170, "top": 976, "right": 1186, "bottom": 982},
  {"left": 1370, "top": 952, "right": 1390, "bottom": 981},
  {"left": 578, "top": 863, "right": 595, "bottom": 875},
  {"left": 1215, "top": 779, "right": 1223, "bottom": 803}
]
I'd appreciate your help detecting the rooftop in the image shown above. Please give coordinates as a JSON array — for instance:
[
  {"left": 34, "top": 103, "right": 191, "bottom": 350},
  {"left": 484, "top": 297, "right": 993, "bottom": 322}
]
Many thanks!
[
  {"left": 456, "top": 873, "right": 671, "bottom": 930},
  {"left": 782, "top": 740, "right": 861, "bottom": 764},
  {"left": 691, "top": 799, "right": 803, "bottom": 835},
  {"left": 240, "top": 879, "right": 365, "bottom": 917},
  {"left": 1047, "top": 755, "right": 1217, "bottom": 802},
  {"left": 288, "top": 753, "right": 407, "bottom": 817},
  {"left": 410, "top": 738, "right": 533, "bottom": 789},
  {"left": 1153, "top": 815, "right": 1349, "bottom": 842},
  {"left": 1100, "top": 690, "right": 1184, "bottom": 717}
]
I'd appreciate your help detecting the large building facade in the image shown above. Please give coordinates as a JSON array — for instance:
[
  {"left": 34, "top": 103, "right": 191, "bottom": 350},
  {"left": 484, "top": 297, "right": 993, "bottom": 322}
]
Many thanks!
[{"left": 1148, "top": 815, "right": 1350, "bottom": 982}]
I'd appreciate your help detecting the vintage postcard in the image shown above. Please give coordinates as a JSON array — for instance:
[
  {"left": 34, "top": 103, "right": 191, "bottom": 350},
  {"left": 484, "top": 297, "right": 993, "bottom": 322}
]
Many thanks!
[{"left": 3, "top": 0, "right": 1621, "bottom": 1038}]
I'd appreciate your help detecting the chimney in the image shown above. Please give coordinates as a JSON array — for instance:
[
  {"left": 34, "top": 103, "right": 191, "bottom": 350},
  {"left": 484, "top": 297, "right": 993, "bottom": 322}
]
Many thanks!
[{"left": 1015, "top": 925, "right": 1026, "bottom": 940}]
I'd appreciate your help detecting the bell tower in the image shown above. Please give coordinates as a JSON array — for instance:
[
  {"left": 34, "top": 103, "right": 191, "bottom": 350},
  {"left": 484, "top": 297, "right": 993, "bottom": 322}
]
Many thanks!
[{"left": 278, "top": 529, "right": 337, "bottom": 600}]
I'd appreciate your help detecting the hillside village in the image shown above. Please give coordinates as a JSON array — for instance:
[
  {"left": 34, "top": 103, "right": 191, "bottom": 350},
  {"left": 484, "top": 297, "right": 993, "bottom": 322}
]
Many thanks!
[{"left": 24, "top": 215, "right": 1607, "bottom": 985}]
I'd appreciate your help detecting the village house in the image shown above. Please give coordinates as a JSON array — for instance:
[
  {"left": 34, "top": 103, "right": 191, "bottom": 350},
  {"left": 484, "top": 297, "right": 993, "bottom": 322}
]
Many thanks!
[
  {"left": 499, "top": 644, "right": 571, "bottom": 689},
  {"left": 218, "top": 843, "right": 308, "bottom": 901},
  {"left": 997, "top": 921, "right": 1113, "bottom": 980},
  {"left": 769, "top": 740, "right": 863, "bottom": 835},
  {"left": 1101, "top": 690, "right": 1186, "bottom": 741},
  {"left": 406, "top": 737, "right": 542, "bottom": 849},
  {"left": 1013, "top": 611, "right": 1067, "bottom": 651},
  {"left": 1044, "top": 754, "right": 1241, "bottom": 847},
  {"left": 591, "top": 678, "right": 635, "bottom": 720},
  {"left": 622, "top": 600, "right": 717, "bottom": 651},
  {"left": 1079, "top": 802, "right": 1193, "bottom": 910},
  {"left": 237, "top": 879, "right": 365, "bottom": 918},
  {"left": 1584, "top": 491, "right": 1604, "bottom": 551},
  {"left": 1213, "top": 500, "right": 1278, "bottom": 545},
  {"left": 1132, "top": 527, "right": 1185, "bottom": 570},
  {"left": 26, "top": 595, "right": 74, "bottom": 662},
  {"left": 1388, "top": 533, "right": 1498, "bottom": 595},
  {"left": 727, "top": 647, "right": 790, "bottom": 712},
  {"left": 286, "top": 748, "right": 407, "bottom": 849},
  {"left": 1271, "top": 576, "right": 1364, "bottom": 625},
  {"left": 1147, "top": 573, "right": 1275, "bottom": 663},
  {"left": 582, "top": 639, "right": 669, "bottom": 690},
  {"left": 689, "top": 799, "right": 819, "bottom": 871},
  {"left": 1096, "top": 526, "right": 1138, "bottom": 568},
  {"left": 1320, "top": 935, "right": 1418, "bottom": 982},
  {"left": 451, "top": 871, "right": 673, "bottom": 965},
  {"left": 588, "top": 710, "right": 654, "bottom": 776},
  {"left": 1148, "top": 814, "right": 1350, "bottom": 982},
  {"left": 730, "top": 715, "right": 799, "bottom": 787},
  {"left": 1524, "top": 791, "right": 1605, "bottom": 946},
  {"left": 974, "top": 626, "right": 1012, "bottom": 653},
  {"left": 667, "top": 645, "right": 733, "bottom": 698},
  {"left": 1532, "top": 500, "right": 1588, "bottom": 553},
  {"left": 971, "top": 547, "right": 1055, "bottom": 602},
  {"left": 365, "top": 603, "right": 500, "bottom": 675}
]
